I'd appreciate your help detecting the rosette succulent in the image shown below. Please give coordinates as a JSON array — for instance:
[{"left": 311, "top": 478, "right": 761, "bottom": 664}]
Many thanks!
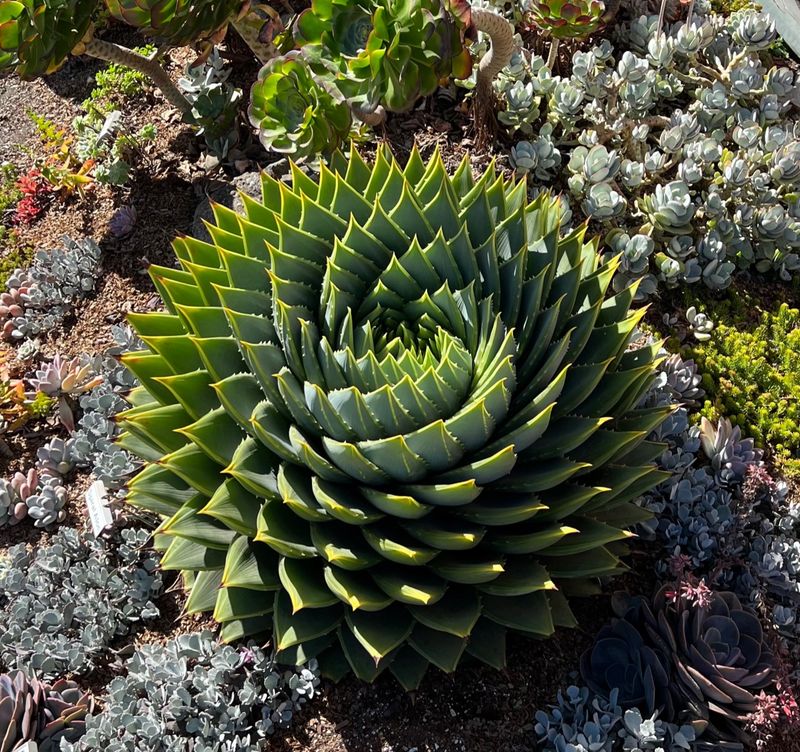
[
  {"left": 120, "top": 145, "right": 669, "bottom": 688},
  {"left": 0, "top": 670, "right": 92, "bottom": 751},
  {"left": 104, "top": 0, "right": 244, "bottom": 46},
  {"left": 530, "top": 0, "right": 606, "bottom": 39},
  {"left": 248, "top": 53, "right": 353, "bottom": 160},
  {"left": 609, "top": 587, "right": 776, "bottom": 745},
  {"left": 293, "top": 0, "right": 473, "bottom": 113},
  {"left": 0, "top": 0, "right": 96, "bottom": 77}
]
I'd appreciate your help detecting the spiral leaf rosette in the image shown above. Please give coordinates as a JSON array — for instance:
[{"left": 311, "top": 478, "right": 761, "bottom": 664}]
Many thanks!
[
  {"left": 248, "top": 53, "right": 353, "bottom": 160},
  {"left": 0, "top": 0, "right": 96, "bottom": 77},
  {"left": 293, "top": 0, "right": 473, "bottom": 113},
  {"left": 104, "top": 0, "right": 244, "bottom": 46},
  {"left": 531, "top": 0, "right": 606, "bottom": 40},
  {"left": 120, "top": 145, "right": 670, "bottom": 688}
]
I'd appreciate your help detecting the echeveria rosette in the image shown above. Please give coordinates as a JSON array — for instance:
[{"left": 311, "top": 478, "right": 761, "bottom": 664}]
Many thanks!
[
  {"left": 0, "top": 0, "right": 97, "bottom": 77},
  {"left": 530, "top": 0, "right": 606, "bottom": 40},
  {"left": 610, "top": 587, "right": 776, "bottom": 745},
  {"left": 104, "top": 0, "right": 244, "bottom": 46},
  {"left": 248, "top": 53, "right": 353, "bottom": 160},
  {"left": 294, "top": 0, "right": 473, "bottom": 113},
  {"left": 119, "top": 145, "right": 670, "bottom": 689},
  {"left": 0, "top": 670, "right": 93, "bottom": 751}
]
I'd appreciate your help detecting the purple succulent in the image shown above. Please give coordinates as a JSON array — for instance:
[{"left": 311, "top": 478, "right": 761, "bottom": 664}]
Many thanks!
[{"left": 109, "top": 206, "right": 138, "bottom": 238}]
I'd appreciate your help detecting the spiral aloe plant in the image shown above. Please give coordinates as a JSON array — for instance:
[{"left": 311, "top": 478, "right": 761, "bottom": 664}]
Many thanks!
[{"left": 120, "top": 145, "right": 670, "bottom": 688}]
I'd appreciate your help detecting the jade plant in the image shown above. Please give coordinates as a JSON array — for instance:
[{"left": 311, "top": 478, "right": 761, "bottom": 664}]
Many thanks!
[{"left": 119, "top": 145, "right": 668, "bottom": 688}]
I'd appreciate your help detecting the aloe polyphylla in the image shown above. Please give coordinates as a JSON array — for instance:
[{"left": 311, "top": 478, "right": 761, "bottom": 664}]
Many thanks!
[{"left": 119, "top": 145, "right": 671, "bottom": 688}]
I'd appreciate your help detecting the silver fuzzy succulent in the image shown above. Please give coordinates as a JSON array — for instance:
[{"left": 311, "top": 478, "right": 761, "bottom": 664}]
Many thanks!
[
  {"left": 509, "top": 9, "right": 800, "bottom": 296},
  {"left": 60, "top": 632, "right": 319, "bottom": 752},
  {"left": 4, "top": 237, "right": 102, "bottom": 342},
  {"left": 0, "top": 526, "right": 161, "bottom": 679}
]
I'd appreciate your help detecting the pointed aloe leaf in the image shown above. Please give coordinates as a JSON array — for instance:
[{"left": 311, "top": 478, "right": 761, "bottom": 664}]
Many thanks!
[
  {"left": 222, "top": 535, "right": 280, "bottom": 591},
  {"left": 186, "top": 569, "right": 223, "bottom": 614},
  {"left": 400, "top": 479, "right": 482, "bottom": 507},
  {"left": 409, "top": 587, "right": 481, "bottom": 637},
  {"left": 429, "top": 553, "right": 505, "bottom": 585},
  {"left": 213, "top": 586, "right": 273, "bottom": 623},
  {"left": 162, "top": 494, "right": 236, "bottom": 550},
  {"left": 361, "top": 524, "right": 438, "bottom": 566},
  {"left": 337, "top": 624, "right": 393, "bottom": 681},
  {"left": 345, "top": 604, "right": 414, "bottom": 663},
  {"left": 542, "top": 547, "right": 623, "bottom": 578},
  {"left": 360, "top": 487, "right": 433, "bottom": 520},
  {"left": 220, "top": 614, "right": 274, "bottom": 643},
  {"left": 437, "top": 445, "right": 517, "bottom": 485},
  {"left": 477, "top": 557, "right": 554, "bottom": 596},
  {"left": 275, "top": 633, "right": 335, "bottom": 665},
  {"left": 324, "top": 566, "right": 393, "bottom": 612},
  {"left": 225, "top": 438, "right": 280, "bottom": 501},
  {"left": 160, "top": 536, "right": 226, "bottom": 572},
  {"left": 487, "top": 523, "right": 578, "bottom": 555},
  {"left": 465, "top": 618, "right": 507, "bottom": 669},
  {"left": 455, "top": 493, "right": 547, "bottom": 526},
  {"left": 279, "top": 557, "right": 339, "bottom": 612},
  {"left": 542, "top": 517, "right": 635, "bottom": 556},
  {"left": 310, "top": 523, "right": 380, "bottom": 571},
  {"left": 483, "top": 590, "right": 555, "bottom": 635},
  {"left": 201, "top": 478, "right": 260, "bottom": 537},
  {"left": 277, "top": 463, "right": 328, "bottom": 522},
  {"left": 127, "top": 464, "right": 196, "bottom": 509},
  {"left": 389, "top": 646, "right": 430, "bottom": 691},
  {"left": 408, "top": 624, "right": 467, "bottom": 674},
  {"left": 494, "top": 458, "right": 590, "bottom": 493},
  {"left": 273, "top": 592, "right": 341, "bottom": 650},
  {"left": 535, "top": 484, "right": 608, "bottom": 522},
  {"left": 310, "top": 477, "right": 383, "bottom": 526},
  {"left": 161, "top": 443, "right": 223, "bottom": 498},
  {"left": 255, "top": 498, "right": 317, "bottom": 558},
  {"left": 402, "top": 517, "right": 484, "bottom": 551},
  {"left": 371, "top": 566, "right": 447, "bottom": 606}
]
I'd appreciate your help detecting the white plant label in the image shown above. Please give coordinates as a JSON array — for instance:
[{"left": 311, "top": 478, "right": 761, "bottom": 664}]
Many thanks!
[
  {"left": 86, "top": 480, "right": 113, "bottom": 537},
  {"left": 19, "top": 743, "right": 39, "bottom": 752}
]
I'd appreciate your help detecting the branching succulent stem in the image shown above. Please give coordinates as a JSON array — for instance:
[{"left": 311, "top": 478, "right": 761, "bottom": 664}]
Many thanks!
[
  {"left": 82, "top": 38, "right": 192, "bottom": 114},
  {"left": 657, "top": 0, "right": 669, "bottom": 39},
  {"left": 471, "top": 9, "right": 515, "bottom": 147},
  {"left": 547, "top": 37, "right": 560, "bottom": 69}
]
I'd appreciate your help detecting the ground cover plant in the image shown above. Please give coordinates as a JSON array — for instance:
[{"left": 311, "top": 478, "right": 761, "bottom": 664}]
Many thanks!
[{"left": 0, "top": 0, "right": 799, "bottom": 750}]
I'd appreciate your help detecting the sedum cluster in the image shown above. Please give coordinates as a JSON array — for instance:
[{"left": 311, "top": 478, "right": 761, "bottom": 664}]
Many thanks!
[
  {"left": 60, "top": 631, "right": 319, "bottom": 752},
  {"left": 509, "top": 9, "right": 800, "bottom": 294},
  {"left": 689, "top": 301, "right": 800, "bottom": 475},
  {"left": 0, "top": 526, "right": 162, "bottom": 679},
  {"left": 120, "top": 145, "right": 668, "bottom": 688}
]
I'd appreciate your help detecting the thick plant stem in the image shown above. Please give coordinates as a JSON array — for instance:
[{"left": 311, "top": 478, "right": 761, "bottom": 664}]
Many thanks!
[
  {"left": 471, "top": 9, "right": 514, "bottom": 147},
  {"left": 232, "top": 2, "right": 283, "bottom": 64},
  {"left": 82, "top": 38, "right": 192, "bottom": 114},
  {"left": 546, "top": 38, "right": 560, "bottom": 69}
]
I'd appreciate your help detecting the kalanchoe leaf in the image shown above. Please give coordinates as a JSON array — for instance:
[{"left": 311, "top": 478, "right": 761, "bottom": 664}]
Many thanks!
[{"left": 122, "top": 144, "right": 665, "bottom": 688}]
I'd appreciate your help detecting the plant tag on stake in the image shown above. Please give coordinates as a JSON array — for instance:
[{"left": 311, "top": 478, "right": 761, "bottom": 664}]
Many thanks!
[
  {"left": 18, "top": 743, "right": 38, "bottom": 752},
  {"left": 86, "top": 480, "right": 113, "bottom": 536}
]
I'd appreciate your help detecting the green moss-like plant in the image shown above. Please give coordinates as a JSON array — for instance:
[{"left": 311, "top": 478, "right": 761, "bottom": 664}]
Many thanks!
[{"left": 687, "top": 298, "right": 800, "bottom": 475}]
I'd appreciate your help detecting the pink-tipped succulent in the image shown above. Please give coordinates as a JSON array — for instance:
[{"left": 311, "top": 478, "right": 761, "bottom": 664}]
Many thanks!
[{"left": 28, "top": 355, "right": 103, "bottom": 432}]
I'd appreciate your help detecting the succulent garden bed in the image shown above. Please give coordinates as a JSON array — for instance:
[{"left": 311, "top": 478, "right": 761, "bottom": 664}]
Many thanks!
[{"left": 1, "top": 1, "right": 800, "bottom": 751}]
